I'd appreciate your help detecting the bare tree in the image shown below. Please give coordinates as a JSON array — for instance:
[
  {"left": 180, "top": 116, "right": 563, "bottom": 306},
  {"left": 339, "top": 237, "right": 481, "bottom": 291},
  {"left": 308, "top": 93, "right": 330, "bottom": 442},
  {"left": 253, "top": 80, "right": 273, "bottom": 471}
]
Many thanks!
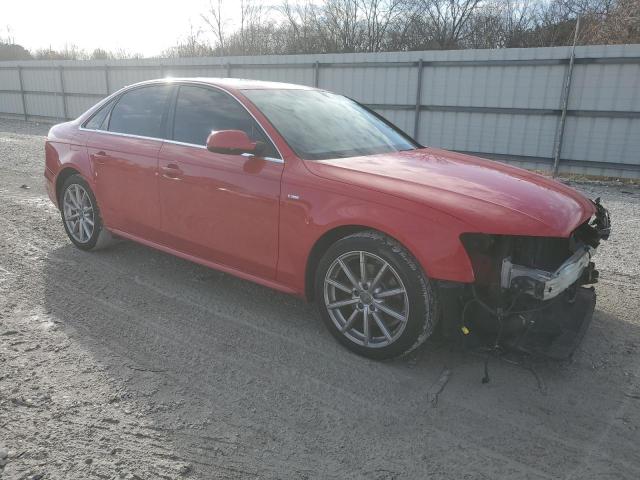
[
  {"left": 416, "top": 0, "right": 484, "bottom": 48},
  {"left": 202, "top": 0, "right": 228, "bottom": 55},
  {"left": 359, "top": 0, "right": 408, "bottom": 52},
  {"left": 162, "top": 23, "right": 214, "bottom": 58},
  {"left": 500, "top": 0, "right": 538, "bottom": 46},
  {"left": 0, "top": 25, "right": 15, "bottom": 45},
  {"left": 239, "top": 0, "right": 267, "bottom": 55},
  {"left": 463, "top": 2, "right": 507, "bottom": 48},
  {"left": 0, "top": 26, "right": 32, "bottom": 60},
  {"left": 604, "top": 0, "right": 640, "bottom": 43},
  {"left": 147, "top": 0, "right": 640, "bottom": 57},
  {"left": 279, "top": 0, "right": 323, "bottom": 53},
  {"left": 558, "top": 0, "right": 617, "bottom": 16},
  {"left": 580, "top": 0, "right": 640, "bottom": 44},
  {"left": 466, "top": 1, "right": 540, "bottom": 48},
  {"left": 33, "top": 44, "right": 88, "bottom": 60},
  {"left": 322, "top": 0, "right": 363, "bottom": 52},
  {"left": 89, "top": 48, "right": 112, "bottom": 60},
  {"left": 6, "top": 0, "right": 640, "bottom": 60}
]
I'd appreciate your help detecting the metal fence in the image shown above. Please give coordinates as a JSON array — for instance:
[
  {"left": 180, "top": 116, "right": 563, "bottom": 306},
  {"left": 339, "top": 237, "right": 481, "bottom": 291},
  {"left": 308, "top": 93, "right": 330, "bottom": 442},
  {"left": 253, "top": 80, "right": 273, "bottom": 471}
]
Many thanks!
[{"left": 1, "top": 45, "right": 639, "bottom": 178}]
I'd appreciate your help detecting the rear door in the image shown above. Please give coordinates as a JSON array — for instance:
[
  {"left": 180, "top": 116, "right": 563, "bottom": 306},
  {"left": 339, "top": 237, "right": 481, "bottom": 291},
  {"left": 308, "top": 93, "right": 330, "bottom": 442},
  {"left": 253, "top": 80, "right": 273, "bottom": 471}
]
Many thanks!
[
  {"left": 158, "top": 84, "right": 284, "bottom": 279},
  {"left": 86, "top": 84, "right": 172, "bottom": 238}
]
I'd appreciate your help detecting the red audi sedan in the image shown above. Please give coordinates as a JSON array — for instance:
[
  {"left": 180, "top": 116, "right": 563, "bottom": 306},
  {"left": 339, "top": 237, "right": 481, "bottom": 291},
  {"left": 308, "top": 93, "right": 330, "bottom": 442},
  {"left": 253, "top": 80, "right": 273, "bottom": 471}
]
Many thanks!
[{"left": 44, "top": 78, "right": 610, "bottom": 359}]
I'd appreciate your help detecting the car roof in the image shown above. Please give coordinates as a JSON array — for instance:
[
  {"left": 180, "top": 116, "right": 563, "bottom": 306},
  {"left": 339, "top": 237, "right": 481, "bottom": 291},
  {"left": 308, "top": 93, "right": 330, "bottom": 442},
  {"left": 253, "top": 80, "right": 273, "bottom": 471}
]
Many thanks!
[{"left": 128, "top": 77, "right": 316, "bottom": 93}]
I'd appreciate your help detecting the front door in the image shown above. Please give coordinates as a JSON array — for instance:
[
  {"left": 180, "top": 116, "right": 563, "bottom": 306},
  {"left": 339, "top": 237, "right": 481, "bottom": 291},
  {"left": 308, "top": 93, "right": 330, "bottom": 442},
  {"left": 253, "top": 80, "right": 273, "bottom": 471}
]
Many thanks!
[{"left": 158, "top": 85, "right": 284, "bottom": 279}]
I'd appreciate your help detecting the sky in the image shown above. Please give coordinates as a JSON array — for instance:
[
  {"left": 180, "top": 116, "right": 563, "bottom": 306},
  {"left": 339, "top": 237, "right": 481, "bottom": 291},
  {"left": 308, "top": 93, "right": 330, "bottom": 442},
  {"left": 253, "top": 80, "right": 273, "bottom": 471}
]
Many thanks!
[{"left": 1, "top": 0, "right": 282, "bottom": 57}]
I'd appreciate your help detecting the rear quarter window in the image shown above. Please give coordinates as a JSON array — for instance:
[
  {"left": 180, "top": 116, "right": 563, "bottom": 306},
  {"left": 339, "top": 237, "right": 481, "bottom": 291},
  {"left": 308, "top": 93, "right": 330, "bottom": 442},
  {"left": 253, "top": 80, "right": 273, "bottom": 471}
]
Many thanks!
[{"left": 83, "top": 98, "right": 115, "bottom": 130}]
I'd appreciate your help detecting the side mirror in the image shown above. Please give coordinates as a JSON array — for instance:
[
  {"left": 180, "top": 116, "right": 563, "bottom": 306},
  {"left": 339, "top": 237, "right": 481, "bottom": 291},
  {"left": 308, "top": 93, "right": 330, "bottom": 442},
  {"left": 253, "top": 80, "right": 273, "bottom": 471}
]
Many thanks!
[{"left": 206, "top": 130, "right": 257, "bottom": 155}]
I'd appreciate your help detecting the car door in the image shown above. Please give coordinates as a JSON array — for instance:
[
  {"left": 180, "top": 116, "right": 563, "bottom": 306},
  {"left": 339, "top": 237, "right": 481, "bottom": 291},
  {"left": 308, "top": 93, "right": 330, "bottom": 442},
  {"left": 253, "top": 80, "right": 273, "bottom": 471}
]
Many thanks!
[
  {"left": 86, "top": 84, "right": 172, "bottom": 239},
  {"left": 158, "top": 84, "right": 284, "bottom": 279}
]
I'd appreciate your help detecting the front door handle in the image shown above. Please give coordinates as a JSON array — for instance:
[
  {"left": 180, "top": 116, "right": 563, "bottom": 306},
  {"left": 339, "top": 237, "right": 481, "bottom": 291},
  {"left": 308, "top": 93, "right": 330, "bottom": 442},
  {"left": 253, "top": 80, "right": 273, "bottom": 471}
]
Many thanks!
[{"left": 160, "top": 164, "right": 183, "bottom": 180}]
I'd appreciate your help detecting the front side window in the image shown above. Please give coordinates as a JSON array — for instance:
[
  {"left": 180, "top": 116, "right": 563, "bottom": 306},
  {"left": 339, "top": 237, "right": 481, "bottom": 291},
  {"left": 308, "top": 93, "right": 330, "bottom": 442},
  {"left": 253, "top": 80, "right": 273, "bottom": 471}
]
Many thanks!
[
  {"left": 243, "top": 89, "right": 417, "bottom": 160},
  {"left": 108, "top": 85, "right": 172, "bottom": 138},
  {"left": 172, "top": 85, "right": 279, "bottom": 158}
]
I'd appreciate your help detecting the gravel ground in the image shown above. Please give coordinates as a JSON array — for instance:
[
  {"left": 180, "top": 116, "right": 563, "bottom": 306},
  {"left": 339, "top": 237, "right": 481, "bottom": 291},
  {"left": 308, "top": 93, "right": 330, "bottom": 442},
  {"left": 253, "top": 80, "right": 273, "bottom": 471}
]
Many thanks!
[{"left": 0, "top": 118, "right": 639, "bottom": 480}]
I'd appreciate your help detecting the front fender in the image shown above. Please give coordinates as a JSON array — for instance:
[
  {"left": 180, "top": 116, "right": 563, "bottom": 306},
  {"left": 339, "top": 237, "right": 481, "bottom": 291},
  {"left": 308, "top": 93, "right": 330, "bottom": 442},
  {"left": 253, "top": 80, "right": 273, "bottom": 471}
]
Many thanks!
[{"left": 276, "top": 171, "right": 475, "bottom": 296}]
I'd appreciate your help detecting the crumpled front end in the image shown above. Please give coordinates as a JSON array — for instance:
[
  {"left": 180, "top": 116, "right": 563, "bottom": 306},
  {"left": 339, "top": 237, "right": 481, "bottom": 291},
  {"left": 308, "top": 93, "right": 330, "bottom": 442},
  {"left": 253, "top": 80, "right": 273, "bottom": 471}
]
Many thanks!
[{"left": 447, "top": 198, "right": 611, "bottom": 359}]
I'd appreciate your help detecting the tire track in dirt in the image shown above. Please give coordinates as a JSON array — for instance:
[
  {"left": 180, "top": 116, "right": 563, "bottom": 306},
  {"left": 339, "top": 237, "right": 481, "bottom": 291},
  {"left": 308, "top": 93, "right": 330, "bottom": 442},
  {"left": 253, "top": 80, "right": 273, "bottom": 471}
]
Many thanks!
[{"left": 0, "top": 212, "right": 562, "bottom": 479}]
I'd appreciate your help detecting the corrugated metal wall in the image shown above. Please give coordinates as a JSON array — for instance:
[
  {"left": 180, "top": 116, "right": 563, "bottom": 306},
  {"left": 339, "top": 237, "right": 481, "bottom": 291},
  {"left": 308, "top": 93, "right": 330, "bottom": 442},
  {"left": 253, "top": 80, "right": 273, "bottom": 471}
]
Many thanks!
[{"left": 1, "top": 45, "right": 639, "bottom": 178}]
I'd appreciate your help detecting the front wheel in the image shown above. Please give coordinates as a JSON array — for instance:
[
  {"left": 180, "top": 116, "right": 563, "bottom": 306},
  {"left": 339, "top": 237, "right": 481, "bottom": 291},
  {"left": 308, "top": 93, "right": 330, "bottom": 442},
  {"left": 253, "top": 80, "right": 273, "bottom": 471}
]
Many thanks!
[{"left": 315, "top": 231, "right": 439, "bottom": 360}]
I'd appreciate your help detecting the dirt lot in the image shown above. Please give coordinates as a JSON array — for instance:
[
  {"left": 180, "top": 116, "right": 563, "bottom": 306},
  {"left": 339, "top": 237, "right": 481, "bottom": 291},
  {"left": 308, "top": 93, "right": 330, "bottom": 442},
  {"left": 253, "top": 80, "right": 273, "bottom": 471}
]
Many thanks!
[{"left": 0, "top": 118, "right": 639, "bottom": 480}]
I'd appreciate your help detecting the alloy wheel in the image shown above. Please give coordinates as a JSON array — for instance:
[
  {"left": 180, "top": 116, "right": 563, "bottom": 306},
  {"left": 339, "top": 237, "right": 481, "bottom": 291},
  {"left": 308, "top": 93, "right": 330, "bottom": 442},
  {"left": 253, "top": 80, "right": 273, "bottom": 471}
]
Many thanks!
[
  {"left": 323, "top": 250, "right": 409, "bottom": 348},
  {"left": 62, "top": 184, "right": 95, "bottom": 244}
]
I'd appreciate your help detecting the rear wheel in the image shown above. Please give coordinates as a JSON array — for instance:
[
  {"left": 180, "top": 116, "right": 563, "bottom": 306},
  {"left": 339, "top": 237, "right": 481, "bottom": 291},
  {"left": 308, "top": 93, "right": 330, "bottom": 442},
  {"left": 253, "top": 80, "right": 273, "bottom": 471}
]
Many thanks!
[
  {"left": 315, "top": 231, "right": 439, "bottom": 359},
  {"left": 60, "top": 174, "right": 112, "bottom": 250}
]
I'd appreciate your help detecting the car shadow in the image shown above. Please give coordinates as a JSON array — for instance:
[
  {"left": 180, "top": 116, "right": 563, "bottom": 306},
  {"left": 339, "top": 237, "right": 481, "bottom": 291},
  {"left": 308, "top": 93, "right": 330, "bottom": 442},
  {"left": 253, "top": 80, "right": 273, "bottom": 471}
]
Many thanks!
[{"left": 42, "top": 239, "right": 640, "bottom": 478}]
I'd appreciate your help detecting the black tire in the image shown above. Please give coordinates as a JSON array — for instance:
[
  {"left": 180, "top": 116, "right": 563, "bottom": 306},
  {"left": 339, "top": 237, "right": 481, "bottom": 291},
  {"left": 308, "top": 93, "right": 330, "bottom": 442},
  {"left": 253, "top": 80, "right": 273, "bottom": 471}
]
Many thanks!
[
  {"left": 315, "top": 230, "right": 439, "bottom": 360},
  {"left": 60, "top": 174, "right": 112, "bottom": 251}
]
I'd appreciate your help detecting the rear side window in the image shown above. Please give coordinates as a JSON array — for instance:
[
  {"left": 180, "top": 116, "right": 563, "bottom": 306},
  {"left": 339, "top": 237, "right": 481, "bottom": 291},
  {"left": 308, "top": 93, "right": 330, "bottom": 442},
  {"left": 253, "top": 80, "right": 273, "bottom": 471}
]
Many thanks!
[
  {"left": 172, "top": 85, "right": 279, "bottom": 158},
  {"left": 108, "top": 85, "right": 172, "bottom": 138}
]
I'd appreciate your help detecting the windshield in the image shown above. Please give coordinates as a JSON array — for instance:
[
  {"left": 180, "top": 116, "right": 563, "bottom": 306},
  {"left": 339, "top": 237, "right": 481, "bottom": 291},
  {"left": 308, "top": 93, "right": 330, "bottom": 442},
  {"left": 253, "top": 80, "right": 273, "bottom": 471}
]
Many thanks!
[{"left": 243, "top": 89, "right": 418, "bottom": 160}]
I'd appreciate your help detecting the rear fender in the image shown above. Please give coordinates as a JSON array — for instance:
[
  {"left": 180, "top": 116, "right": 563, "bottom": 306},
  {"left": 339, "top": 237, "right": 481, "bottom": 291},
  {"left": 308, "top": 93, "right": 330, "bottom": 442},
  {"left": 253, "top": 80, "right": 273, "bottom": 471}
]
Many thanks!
[{"left": 45, "top": 129, "right": 95, "bottom": 208}]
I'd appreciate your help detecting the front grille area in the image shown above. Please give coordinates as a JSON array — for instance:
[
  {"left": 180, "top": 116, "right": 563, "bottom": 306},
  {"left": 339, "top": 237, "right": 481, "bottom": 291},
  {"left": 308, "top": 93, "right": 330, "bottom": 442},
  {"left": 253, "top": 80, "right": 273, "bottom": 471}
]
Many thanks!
[
  {"left": 510, "top": 236, "right": 571, "bottom": 272},
  {"left": 462, "top": 217, "right": 603, "bottom": 291},
  {"left": 460, "top": 219, "right": 602, "bottom": 296}
]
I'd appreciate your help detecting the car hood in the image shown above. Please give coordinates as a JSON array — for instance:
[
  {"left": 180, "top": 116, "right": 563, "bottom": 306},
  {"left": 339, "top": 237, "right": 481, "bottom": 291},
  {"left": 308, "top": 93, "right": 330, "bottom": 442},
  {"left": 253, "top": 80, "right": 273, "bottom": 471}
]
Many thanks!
[{"left": 304, "top": 147, "right": 595, "bottom": 237}]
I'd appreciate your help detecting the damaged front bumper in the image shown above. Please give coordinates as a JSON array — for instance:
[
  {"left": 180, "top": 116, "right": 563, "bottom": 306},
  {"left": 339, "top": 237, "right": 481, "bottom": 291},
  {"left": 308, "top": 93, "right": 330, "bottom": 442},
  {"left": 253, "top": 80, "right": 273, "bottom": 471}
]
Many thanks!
[
  {"left": 504, "top": 286, "right": 596, "bottom": 359},
  {"left": 500, "top": 245, "right": 594, "bottom": 301},
  {"left": 501, "top": 197, "right": 611, "bottom": 302},
  {"left": 450, "top": 198, "right": 611, "bottom": 359}
]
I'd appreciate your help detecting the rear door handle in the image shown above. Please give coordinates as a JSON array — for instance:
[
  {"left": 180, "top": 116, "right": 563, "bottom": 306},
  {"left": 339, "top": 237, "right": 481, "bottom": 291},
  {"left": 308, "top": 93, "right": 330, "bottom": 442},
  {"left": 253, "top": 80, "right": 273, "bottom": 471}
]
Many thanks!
[{"left": 160, "top": 163, "right": 183, "bottom": 180}]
